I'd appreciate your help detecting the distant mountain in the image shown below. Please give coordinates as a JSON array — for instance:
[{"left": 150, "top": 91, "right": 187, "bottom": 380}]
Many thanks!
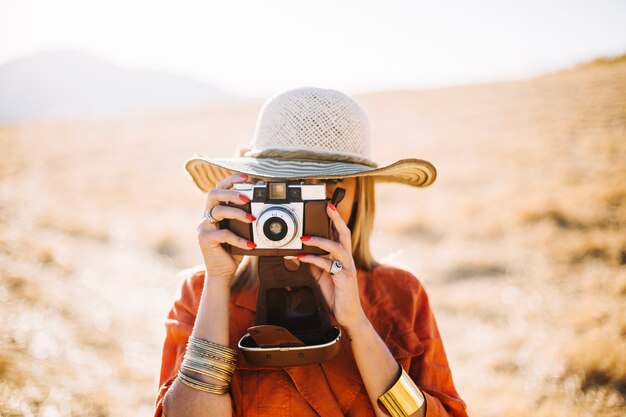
[{"left": 0, "top": 50, "right": 238, "bottom": 122}]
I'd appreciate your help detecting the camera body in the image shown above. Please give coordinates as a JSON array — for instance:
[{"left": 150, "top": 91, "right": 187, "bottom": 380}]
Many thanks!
[{"left": 220, "top": 181, "right": 332, "bottom": 256}]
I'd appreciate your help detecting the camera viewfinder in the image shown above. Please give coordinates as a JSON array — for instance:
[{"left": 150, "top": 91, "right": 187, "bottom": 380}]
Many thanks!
[{"left": 269, "top": 182, "right": 287, "bottom": 200}]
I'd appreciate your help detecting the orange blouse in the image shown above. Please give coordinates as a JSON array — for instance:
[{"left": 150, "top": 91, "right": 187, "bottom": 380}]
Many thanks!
[{"left": 154, "top": 264, "right": 468, "bottom": 417}]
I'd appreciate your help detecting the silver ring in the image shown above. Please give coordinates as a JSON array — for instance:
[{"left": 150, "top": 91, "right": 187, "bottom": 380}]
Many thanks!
[
  {"left": 203, "top": 207, "right": 219, "bottom": 224},
  {"left": 329, "top": 260, "right": 343, "bottom": 275}
]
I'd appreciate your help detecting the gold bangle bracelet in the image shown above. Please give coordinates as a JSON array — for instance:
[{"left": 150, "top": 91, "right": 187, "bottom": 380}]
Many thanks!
[
  {"left": 186, "top": 345, "right": 238, "bottom": 366},
  {"left": 184, "top": 352, "right": 237, "bottom": 371},
  {"left": 183, "top": 357, "right": 235, "bottom": 375},
  {"left": 181, "top": 360, "right": 233, "bottom": 383},
  {"left": 184, "top": 351, "right": 237, "bottom": 372},
  {"left": 181, "top": 336, "right": 239, "bottom": 386},
  {"left": 378, "top": 365, "right": 425, "bottom": 417},
  {"left": 180, "top": 365, "right": 231, "bottom": 384},
  {"left": 177, "top": 370, "right": 230, "bottom": 395},
  {"left": 188, "top": 336, "right": 238, "bottom": 358},
  {"left": 186, "top": 345, "right": 238, "bottom": 363}
]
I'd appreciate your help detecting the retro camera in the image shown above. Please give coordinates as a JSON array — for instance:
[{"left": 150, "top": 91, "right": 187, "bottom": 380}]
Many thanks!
[
  {"left": 220, "top": 180, "right": 347, "bottom": 366},
  {"left": 219, "top": 180, "right": 342, "bottom": 256}
]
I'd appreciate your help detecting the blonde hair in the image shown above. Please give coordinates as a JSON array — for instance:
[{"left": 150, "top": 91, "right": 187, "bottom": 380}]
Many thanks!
[{"left": 231, "top": 176, "right": 378, "bottom": 290}]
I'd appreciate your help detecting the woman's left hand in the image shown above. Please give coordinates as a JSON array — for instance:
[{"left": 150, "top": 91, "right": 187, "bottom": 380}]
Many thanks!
[{"left": 296, "top": 202, "right": 367, "bottom": 331}]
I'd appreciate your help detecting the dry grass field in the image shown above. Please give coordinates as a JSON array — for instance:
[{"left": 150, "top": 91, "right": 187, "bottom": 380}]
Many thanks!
[{"left": 1, "top": 55, "right": 625, "bottom": 416}]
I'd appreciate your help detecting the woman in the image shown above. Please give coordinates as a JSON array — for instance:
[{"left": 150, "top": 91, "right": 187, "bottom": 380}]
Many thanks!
[{"left": 155, "top": 87, "right": 468, "bottom": 417}]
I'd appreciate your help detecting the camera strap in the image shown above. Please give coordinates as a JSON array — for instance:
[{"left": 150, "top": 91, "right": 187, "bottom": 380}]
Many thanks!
[{"left": 238, "top": 256, "right": 342, "bottom": 367}]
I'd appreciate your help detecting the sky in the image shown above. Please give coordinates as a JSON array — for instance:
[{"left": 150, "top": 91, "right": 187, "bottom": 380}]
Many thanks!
[{"left": 1, "top": 0, "right": 625, "bottom": 99}]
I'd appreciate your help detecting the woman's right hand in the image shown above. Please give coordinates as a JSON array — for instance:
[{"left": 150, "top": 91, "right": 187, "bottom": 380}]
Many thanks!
[{"left": 196, "top": 173, "right": 257, "bottom": 283}]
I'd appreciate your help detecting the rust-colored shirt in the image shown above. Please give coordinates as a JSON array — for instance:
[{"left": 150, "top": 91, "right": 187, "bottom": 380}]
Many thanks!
[{"left": 154, "top": 264, "right": 468, "bottom": 417}]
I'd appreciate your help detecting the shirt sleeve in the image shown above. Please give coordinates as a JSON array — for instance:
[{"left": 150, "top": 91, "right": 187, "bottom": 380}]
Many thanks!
[
  {"left": 153, "top": 269, "right": 205, "bottom": 417},
  {"left": 406, "top": 275, "right": 468, "bottom": 417}
]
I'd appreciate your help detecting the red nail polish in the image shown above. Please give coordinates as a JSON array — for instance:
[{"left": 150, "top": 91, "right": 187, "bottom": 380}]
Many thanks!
[
  {"left": 239, "top": 194, "right": 251, "bottom": 203},
  {"left": 300, "top": 235, "right": 312, "bottom": 241},
  {"left": 246, "top": 241, "right": 257, "bottom": 249},
  {"left": 296, "top": 253, "right": 306, "bottom": 259},
  {"left": 245, "top": 213, "right": 256, "bottom": 221},
  {"left": 327, "top": 202, "right": 336, "bottom": 211},
  {"left": 239, "top": 173, "right": 248, "bottom": 180}
]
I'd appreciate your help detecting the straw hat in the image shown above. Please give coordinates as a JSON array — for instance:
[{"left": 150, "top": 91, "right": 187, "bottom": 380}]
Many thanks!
[{"left": 185, "top": 87, "right": 436, "bottom": 191}]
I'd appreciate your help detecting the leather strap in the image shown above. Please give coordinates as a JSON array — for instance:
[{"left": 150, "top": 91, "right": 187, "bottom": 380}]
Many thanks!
[
  {"left": 331, "top": 187, "right": 346, "bottom": 207},
  {"left": 238, "top": 325, "right": 342, "bottom": 367}
]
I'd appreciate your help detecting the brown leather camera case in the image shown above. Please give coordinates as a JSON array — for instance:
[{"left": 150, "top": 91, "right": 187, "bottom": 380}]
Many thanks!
[{"left": 237, "top": 256, "right": 342, "bottom": 367}]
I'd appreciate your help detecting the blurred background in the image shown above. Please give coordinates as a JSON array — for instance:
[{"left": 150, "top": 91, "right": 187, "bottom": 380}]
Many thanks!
[{"left": 1, "top": 1, "right": 625, "bottom": 416}]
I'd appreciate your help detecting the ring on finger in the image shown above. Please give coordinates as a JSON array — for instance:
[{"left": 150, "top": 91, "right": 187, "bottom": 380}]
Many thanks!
[
  {"left": 329, "top": 259, "right": 343, "bottom": 275},
  {"left": 203, "top": 207, "right": 219, "bottom": 224}
]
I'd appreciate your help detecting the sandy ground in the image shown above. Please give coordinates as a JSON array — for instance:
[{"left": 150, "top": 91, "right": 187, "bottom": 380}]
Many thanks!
[{"left": 1, "top": 56, "right": 625, "bottom": 417}]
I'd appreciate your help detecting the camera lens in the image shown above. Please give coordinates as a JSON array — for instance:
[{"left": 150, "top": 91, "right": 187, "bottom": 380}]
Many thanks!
[
  {"left": 255, "top": 206, "right": 298, "bottom": 247},
  {"left": 263, "top": 217, "right": 288, "bottom": 242}
]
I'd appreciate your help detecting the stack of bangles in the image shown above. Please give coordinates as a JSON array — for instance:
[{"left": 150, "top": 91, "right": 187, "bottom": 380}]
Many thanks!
[{"left": 177, "top": 335, "right": 238, "bottom": 395}]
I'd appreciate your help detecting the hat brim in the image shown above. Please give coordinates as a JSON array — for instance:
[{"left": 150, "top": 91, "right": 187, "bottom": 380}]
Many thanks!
[{"left": 184, "top": 156, "right": 436, "bottom": 192}]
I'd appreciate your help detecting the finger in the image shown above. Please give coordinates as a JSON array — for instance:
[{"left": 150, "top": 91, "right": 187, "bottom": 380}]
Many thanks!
[
  {"left": 210, "top": 205, "right": 256, "bottom": 223},
  {"left": 215, "top": 173, "right": 248, "bottom": 190},
  {"left": 197, "top": 228, "right": 256, "bottom": 251},
  {"left": 300, "top": 261, "right": 335, "bottom": 312},
  {"left": 296, "top": 253, "right": 333, "bottom": 283},
  {"left": 299, "top": 236, "right": 351, "bottom": 268},
  {"left": 326, "top": 202, "right": 352, "bottom": 254},
  {"left": 205, "top": 189, "right": 251, "bottom": 210},
  {"left": 296, "top": 254, "right": 334, "bottom": 275}
]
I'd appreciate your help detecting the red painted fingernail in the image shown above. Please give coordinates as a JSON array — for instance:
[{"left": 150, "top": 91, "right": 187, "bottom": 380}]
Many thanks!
[
  {"left": 239, "top": 194, "right": 250, "bottom": 203},
  {"left": 239, "top": 173, "right": 248, "bottom": 180},
  {"left": 246, "top": 241, "right": 257, "bottom": 249},
  {"left": 245, "top": 213, "right": 256, "bottom": 221},
  {"left": 327, "top": 202, "right": 336, "bottom": 211},
  {"left": 296, "top": 253, "right": 307, "bottom": 259},
  {"left": 300, "top": 235, "right": 312, "bottom": 242}
]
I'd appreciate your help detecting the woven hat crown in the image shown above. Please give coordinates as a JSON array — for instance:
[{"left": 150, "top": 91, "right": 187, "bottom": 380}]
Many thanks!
[{"left": 245, "top": 87, "right": 376, "bottom": 167}]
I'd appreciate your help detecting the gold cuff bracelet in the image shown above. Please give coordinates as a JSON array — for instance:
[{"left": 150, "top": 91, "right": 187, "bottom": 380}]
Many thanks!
[{"left": 378, "top": 365, "right": 425, "bottom": 417}]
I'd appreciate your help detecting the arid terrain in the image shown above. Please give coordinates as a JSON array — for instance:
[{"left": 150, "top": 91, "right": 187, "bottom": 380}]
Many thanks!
[{"left": 1, "top": 56, "right": 625, "bottom": 417}]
